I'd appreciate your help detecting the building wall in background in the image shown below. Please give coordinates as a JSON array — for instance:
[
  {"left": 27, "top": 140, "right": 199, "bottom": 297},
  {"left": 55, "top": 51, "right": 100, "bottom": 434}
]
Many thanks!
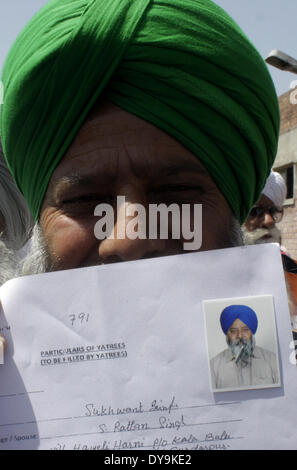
[{"left": 274, "top": 90, "right": 297, "bottom": 259}]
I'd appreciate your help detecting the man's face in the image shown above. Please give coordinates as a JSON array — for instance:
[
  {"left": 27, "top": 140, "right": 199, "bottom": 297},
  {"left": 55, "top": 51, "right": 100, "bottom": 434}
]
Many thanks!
[
  {"left": 242, "top": 194, "right": 282, "bottom": 245},
  {"left": 227, "top": 318, "right": 253, "bottom": 344},
  {"left": 39, "top": 101, "right": 239, "bottom": 271},
  {"left": 226, "top": 318, "right": 254, "bottom": 364}
]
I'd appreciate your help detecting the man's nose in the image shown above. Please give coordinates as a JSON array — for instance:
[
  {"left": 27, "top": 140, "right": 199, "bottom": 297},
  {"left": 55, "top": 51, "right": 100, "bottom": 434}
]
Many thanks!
[
  {"left": 236, "top": 329, "right": 242, "bottom": 340},
  {"left": 97, "top": 196, "right": 168, "bottom": 263},
  {"left": 261, "top": 211, "right": 275, "bottom": 229}
]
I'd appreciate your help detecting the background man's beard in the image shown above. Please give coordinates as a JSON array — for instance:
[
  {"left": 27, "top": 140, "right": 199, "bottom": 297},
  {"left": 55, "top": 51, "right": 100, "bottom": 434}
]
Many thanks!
[
  {"left": 242, "top": 226, "right": 281, "bottom": 245},
  {"left": 227, "top": 336, "right": 255, "bottom": 366}
]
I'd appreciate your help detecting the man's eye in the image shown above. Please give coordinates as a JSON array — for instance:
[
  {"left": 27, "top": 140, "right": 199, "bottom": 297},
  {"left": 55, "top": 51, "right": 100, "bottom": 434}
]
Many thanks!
[
  {"left": 60, "top": 194, "right": 112, "bottom": 214},
  {"left": 62, "top": 194, "right": 99, "bottom": 205},
  {"left": 155, "top": 184, "right": 202, "bottom": 193},
  {"left": 150, "top": 184, "right": 204, "bottom": 203}
]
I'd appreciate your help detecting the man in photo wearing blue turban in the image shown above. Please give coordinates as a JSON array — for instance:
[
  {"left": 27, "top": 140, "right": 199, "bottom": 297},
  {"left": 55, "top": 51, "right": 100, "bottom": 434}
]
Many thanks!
[{"left": 210, "top": 305, "right": 279, "bottom": 390}]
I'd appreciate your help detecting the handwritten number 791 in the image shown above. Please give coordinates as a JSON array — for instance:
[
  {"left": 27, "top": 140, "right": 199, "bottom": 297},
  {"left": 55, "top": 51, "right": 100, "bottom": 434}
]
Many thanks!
[{"left": 69, "top": 313, "right": 90, "bottom": 327}]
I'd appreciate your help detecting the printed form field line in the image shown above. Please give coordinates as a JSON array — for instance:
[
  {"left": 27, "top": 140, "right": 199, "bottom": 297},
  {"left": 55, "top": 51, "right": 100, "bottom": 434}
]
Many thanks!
[{"left": 0, "top": 390, "right": 44, "bottom": 399}]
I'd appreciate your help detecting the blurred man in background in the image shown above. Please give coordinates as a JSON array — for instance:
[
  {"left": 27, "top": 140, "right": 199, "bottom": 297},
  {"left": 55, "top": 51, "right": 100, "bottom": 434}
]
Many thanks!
[
  {"left": 242, "top": 171, "right": 286, "bottom": 247},
  {"left": 242, "top": 170, "right": 297, "bottom": 352}
]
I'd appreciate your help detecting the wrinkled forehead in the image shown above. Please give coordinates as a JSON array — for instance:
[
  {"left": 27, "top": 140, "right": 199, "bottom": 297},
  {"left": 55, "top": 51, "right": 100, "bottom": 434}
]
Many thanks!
[
  {"left": 45, "top": 100, "right": 213, "bottom": 193},
  {"left": 63, "top": 100, "right": 207, "bottom": 165},
  {"left": 255, "top": 193, "right": 276, "bottom": 209}
]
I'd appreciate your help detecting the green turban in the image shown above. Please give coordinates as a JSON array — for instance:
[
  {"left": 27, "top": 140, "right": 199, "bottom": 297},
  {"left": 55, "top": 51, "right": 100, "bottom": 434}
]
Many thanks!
[{"left": 0, "top": 0, "right": 279, "bottom": 223}]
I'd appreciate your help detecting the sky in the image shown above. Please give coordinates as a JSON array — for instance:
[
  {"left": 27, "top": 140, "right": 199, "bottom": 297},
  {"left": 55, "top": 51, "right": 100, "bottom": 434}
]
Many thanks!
[{"left": 0, "top": 0, "right": 296, "bottom": 96}]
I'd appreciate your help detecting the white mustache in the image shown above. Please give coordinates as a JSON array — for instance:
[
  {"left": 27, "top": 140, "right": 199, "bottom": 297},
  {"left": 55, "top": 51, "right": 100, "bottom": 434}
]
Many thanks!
[{"left": 243, "top": 226, "right": 281, "bottom": 245}]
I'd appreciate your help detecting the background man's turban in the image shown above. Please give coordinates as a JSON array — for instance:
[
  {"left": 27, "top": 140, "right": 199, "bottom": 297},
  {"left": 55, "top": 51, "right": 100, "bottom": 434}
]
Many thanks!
[
  {"left": 220, "top": 305, "right": 258, "bottom": 335},
  {"left": 0, "top": 0, "right": 280, "bottom": 221},
  {"left": 262, "top": 171, "right": 287, "bottom": 209}
]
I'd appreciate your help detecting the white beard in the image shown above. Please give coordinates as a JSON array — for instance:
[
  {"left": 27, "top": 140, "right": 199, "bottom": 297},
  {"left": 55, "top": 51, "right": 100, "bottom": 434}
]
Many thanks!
[
  {"left": 0, "top": 239, "right": 20, "bottom": 286},
  {"left": 227, "top": 336, "right": 256, "bottom": 366},
  {"left": 0, "top": 223, "right": 52, "bottom": 286},
  {"left": 242, "top": 226, "right": 281, "bottom": 246},
  {"left": 20, "top": 223, "right": 51, "bottom": 276}
]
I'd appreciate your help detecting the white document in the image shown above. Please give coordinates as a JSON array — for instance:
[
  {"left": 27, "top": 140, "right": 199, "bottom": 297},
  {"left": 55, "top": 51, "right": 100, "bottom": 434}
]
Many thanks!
[{"left": 0, "top": 244, "right": 296, "bottom": 450}]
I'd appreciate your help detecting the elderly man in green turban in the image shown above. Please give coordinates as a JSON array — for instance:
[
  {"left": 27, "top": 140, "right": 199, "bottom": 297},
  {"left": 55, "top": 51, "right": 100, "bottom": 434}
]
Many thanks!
[{"left": 0, "top": 0, "right": 279, "bottom": 276}]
